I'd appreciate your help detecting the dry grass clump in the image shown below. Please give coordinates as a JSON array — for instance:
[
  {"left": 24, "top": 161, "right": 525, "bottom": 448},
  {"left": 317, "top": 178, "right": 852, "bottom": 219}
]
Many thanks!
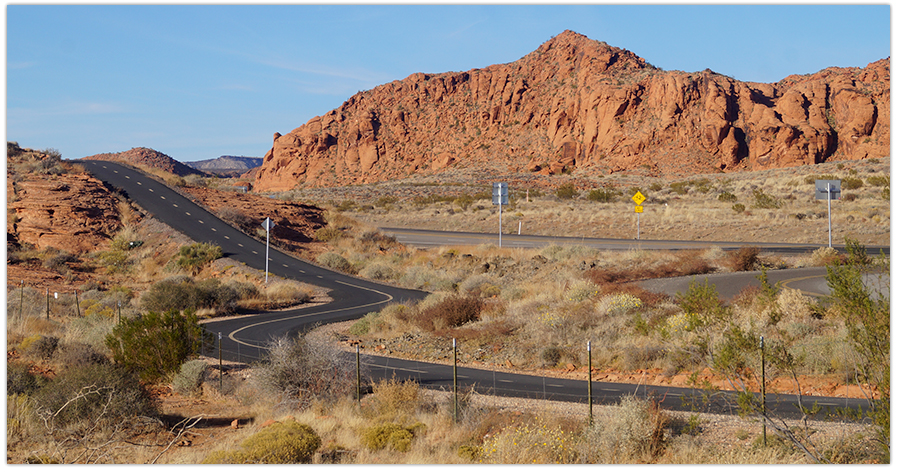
[{"left": 579, "top": 395, "right": 669, "bottom": 463}]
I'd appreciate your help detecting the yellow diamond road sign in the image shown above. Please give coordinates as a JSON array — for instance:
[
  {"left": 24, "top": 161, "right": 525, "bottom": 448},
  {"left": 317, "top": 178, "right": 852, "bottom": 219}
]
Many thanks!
[{"left": 632, "top": 191, "right": 646, "bottom": 206}]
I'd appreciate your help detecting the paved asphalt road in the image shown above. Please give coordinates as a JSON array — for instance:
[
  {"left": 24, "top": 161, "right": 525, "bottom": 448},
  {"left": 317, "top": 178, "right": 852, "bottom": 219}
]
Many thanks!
[{"left": 79, "top": 159, "right": 873, "bottom": 420}]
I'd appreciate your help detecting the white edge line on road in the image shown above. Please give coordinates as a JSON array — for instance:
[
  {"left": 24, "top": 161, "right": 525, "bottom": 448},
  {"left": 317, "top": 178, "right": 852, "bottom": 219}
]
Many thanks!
[{"left": 228, "top": 282, "right": 394, "bottom": 348}]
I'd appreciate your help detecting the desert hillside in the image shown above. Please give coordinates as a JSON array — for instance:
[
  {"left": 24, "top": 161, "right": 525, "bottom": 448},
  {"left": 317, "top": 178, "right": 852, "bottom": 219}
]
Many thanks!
[
  {"left": 253, "top": 30, "right": 889, "bottom": 191},
  {"left": 83, "top": 147, "right": 209, "bottom": 177}
]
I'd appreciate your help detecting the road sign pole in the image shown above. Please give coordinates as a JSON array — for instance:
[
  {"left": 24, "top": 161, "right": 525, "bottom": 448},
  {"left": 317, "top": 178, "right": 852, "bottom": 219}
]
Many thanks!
[
  {"left": 637, "top": 212, "right": 641, "bottom": 240},
  {"left": 499, "top": 202, "right": 502, "bottom": 248},
  {"left": 265, "top": 225, "right": 270, "bottom": 283}
]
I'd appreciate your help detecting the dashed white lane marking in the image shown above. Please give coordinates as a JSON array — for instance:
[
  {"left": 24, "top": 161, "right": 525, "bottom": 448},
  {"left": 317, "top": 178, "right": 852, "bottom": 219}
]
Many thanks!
[
  {"left": 136, "top": 181, "right": 142, "bottom": 185},
  {"left": 211, "top": 228, "right": 217, "bottom": 232},
  {"left": 198, "top": 220, "right": 204, "bottom": 224},
  {"left": 251, "top": 250, "right": 258, "bottom": 254},
  {"left": 125, "top": 175, "right": 130, "bottom": 179},
  {"left": 185, "top": 212, "right": 191, "bottom": 216},
  {"left": 224, "top": 235, "right": 229, "bottom": 239}
]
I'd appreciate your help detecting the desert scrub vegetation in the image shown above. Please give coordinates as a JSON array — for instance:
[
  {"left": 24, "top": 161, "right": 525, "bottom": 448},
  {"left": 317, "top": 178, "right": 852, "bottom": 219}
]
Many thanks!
[
  {"left": 251, "top": 334, "right": 358, "bottom": 412},
  {"left": 105, "top": 308, "right": 208, "bottom": 383},
  {"left": 203, "top": 419, "right": 322, "bottom": 464}
]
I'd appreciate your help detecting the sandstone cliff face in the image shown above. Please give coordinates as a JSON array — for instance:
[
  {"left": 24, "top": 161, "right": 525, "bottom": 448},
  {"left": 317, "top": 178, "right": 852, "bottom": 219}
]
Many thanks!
[
  {"left": 8, "top": 172, "right": 122, "bottom": 253},
  {"left": 254, "top": 30, "right": 889, "bottom": 191}
]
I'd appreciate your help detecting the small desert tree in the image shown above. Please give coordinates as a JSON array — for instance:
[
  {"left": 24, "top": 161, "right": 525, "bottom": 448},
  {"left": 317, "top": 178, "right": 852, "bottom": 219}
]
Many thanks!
[{"left": 826, "top": 239, "right": 889, "bottom": 461}]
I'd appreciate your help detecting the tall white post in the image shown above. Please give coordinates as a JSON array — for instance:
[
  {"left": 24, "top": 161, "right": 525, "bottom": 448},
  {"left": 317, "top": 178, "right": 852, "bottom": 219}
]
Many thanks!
[{"left": 265, "top": 224, "right": 270, "bottom": 284}]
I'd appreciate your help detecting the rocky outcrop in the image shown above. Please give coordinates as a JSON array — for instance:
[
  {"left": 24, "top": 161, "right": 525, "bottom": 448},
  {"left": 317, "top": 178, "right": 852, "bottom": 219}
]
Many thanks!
[
  {"left": 82, "top": 147, "right": 208, "bottom": 177},
  {"left": 8, "top": 173, "right": 122, "bottom": 253},
  {"left": 179, "top": 186, "right": 327, "bottom": 258},
  {"left": 254, "top": 30, "right": 889, "bottom": 191}
]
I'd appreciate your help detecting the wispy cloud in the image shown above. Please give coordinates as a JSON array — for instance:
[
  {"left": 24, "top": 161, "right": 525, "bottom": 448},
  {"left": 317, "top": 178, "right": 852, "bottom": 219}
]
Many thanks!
[
  {"left": 8, "top": 100, "right": 126, "bottom": 122},
  {"left": 7, "top": 61, "right": 38, "bottom": 70},
  {"left": 255, "top": 56, "right": 393, "bottom": 86}
]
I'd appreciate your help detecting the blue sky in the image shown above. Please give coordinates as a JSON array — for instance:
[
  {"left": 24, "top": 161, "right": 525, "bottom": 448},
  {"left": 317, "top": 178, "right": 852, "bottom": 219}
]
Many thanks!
[{"left": 4, "top": 3, "right": 892, "bottom": 163}]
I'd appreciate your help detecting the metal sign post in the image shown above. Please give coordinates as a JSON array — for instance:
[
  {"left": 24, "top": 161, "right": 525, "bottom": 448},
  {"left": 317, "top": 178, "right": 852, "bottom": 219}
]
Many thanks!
[
  {"left": 632, "top": 191, "right": 646, "bottom": 240},
  {"left": 492, "top": 183, "right": 509, "bottom": 247},
  {"left": 814, "top": 180, "right": 841, "bottom": 248},
  {"left": 262, "top": 217, "right": 276, "bottom": 283}
]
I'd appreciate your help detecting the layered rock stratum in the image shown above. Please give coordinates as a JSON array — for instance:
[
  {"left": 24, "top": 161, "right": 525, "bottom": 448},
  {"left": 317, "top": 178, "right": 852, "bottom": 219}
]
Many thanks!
[{"left": 253, "top": 30, "right": 889, "bottom": 191}]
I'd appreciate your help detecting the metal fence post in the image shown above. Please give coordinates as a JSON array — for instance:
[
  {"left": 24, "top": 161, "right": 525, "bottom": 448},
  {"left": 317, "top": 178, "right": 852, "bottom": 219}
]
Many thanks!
[
  {"left": 760, "top": 335, "right": 767, "bottom": 446},
  {"left": 356, "top": 343, "right": 361, "bottom": 405},
  {"left": 218, "top": 332, "right": 223, "bottom": 392},
  {"left": 588, "top": 341, "right": 593, "bottom": 426}
]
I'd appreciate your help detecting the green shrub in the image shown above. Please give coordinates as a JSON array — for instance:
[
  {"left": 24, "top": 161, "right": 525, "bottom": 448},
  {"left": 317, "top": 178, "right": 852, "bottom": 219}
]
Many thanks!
[
  {"left": 105, "top": 309, "right": 207, "bottom": 383},
  {"left": 375, "top": 195, "right": 398, "bottom": 208},
  {"left": 204, "top": 419, "right": 321, "bottom": 463},
  {"left": 717, "top": 191, "right": 738, "bottom": 202},
  {"left": 555, "top": 183, "right": 578, "bottom": 200},
  {"left": 669, "top": 181, "right": 690, "bottom": 195},
  {"left": 587, "top": 187, "right": 619, "bottom": 203},
  {"left": 316, "top": 252, "right": 352, "bottom": 273},
  {"left": 361, "top": 422, "right": 422, "bottom": 452},
  {"left": 732, "top": 203, "right": 746, "bottom": 214},
  {"left": 843, "top": 176, "right": 864, "bottom": 190},
  {"left": 676, "top": 278, "right": 729, "bottom": 325},
  {"left": 176, "top": 242, "right": 223, "bottom": 275},
  {"left": 454, "top": 194, "right": 475, "bottom": 211},
  {"left": 141, "top": 276, "right": 242, "bottom": 314},
  {"left": 173, "top": 359, "right": 208, "bottom": 396},
  {"left": 866, "top": 175, "right": 889, "bottom": 187},
  {"left": 349, "top": 312, "right": 381, "bottom": 336},
  {"left": 751, "top": 188, "right": 782, "bottom": 209}
]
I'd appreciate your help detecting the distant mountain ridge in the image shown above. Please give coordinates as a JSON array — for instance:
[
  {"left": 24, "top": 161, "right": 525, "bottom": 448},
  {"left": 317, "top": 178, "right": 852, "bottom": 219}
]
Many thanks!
[
  {"left": 253, "top": 30, "right": 890, "bottom": 191},
  {"left": 186, "top": 156, "right": 263, "bottom": 176}
]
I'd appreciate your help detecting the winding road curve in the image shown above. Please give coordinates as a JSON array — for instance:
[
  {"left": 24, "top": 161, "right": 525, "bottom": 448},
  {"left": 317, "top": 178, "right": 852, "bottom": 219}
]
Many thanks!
[{"left": 79, "top": 159, "right": 874, "bottom": 420}]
